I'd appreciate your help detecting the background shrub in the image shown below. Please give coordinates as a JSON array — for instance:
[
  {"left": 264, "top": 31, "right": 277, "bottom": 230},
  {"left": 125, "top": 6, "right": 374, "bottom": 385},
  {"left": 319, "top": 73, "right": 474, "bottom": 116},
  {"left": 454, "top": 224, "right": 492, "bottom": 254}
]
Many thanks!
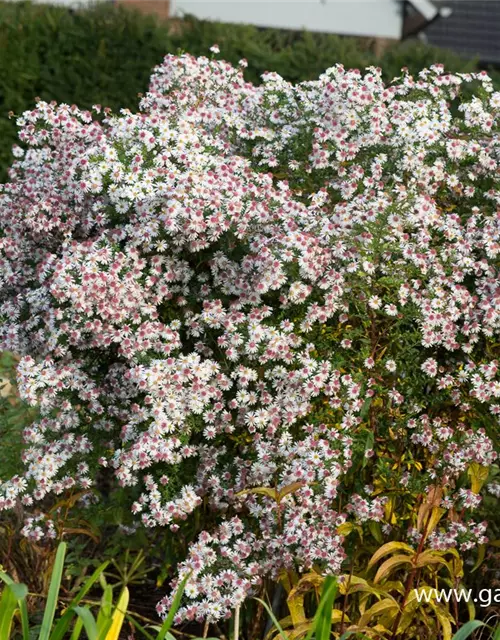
[{"left": 0, "top": 1, "right": 498, "bottom": 180}]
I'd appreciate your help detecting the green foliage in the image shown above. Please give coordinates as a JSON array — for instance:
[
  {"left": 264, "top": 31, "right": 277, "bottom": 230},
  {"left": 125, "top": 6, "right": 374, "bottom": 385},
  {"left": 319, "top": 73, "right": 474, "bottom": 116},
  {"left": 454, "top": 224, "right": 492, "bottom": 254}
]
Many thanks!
[
  {"left": 39, "top": 542, "right": 66, "bottom": 640},
  {"left": 0, "top": 1, "right": 169, "bottom": 180},
  {"left": 0, "top": 540, "right": 192, "bottom": 639},
  {"left": 451, "top": 621, "right": 488, "bottom": 640},
  {"left": 1, "top": 1, "right": 499, "bottom": 181},
  {"left": 0, "top": 352, "right": 35, "bottom": 478},
  {"left": 0, "top": 542, "right": 118, "bottom": 639},
  {"left": 2, "top": 7, "right": 500, "bottom": 637},
  {"left": 261, "top": 577, "right": 499, "bottom": 640}
]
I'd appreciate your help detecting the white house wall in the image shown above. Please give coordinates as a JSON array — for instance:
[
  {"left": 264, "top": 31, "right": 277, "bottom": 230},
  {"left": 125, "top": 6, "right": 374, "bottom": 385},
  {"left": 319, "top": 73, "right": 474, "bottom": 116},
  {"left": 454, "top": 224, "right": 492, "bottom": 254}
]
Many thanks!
[{"left": 170, "top": 0, "right": 405, "bottom": 39}]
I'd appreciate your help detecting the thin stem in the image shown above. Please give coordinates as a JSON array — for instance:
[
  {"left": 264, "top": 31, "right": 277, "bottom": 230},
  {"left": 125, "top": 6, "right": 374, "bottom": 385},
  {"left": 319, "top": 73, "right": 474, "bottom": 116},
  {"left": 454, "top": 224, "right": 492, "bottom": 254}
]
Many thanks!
[
  {"left": 339, "top": 562, "right": 354, "bottom": 636},
  {"left": 234, "top": 605, "right": 241, "bottom": 640},
  {"left": 389, "top": 510, "right": 433, "bottom": 640}
]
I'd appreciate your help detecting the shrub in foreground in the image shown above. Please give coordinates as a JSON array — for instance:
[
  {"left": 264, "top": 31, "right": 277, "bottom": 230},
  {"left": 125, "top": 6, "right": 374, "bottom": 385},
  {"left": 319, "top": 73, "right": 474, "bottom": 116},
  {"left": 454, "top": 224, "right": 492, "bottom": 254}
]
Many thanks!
[
  {"left": 0, "top": 0, "right": 488, "bottom": 180},
  {"left": 0, "top": 52, "right": 499, "bottom": 635}
]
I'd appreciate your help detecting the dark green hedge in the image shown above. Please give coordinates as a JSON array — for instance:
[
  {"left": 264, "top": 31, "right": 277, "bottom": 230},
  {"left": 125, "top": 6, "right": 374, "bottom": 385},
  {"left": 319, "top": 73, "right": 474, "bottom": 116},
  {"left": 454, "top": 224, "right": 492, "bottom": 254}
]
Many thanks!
[{"left": 0, "top": 1, "right": 497, "bottom": 180}]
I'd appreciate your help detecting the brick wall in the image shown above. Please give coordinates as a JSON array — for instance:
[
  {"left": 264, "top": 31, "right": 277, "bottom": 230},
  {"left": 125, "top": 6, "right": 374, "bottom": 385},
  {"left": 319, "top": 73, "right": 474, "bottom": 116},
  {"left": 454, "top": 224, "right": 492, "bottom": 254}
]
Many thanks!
[{"left": 116, "top": 0, "right": 170, "bottom": 20}]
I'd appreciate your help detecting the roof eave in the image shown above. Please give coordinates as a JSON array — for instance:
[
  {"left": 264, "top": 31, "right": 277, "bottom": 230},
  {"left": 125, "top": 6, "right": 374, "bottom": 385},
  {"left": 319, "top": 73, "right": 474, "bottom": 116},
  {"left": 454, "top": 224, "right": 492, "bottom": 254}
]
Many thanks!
[{"left": 402, "top": 0, "right": 452, "bottom": 40}]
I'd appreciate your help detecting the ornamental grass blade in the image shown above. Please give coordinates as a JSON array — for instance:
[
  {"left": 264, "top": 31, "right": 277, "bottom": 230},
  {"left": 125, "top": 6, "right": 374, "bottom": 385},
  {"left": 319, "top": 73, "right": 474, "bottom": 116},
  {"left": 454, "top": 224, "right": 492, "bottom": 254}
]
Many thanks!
[
  {"left": 39, "top": 541, "right": 67, "bottom": 640},
  {"left": 8, "top": 583, "right": 29, "bottom": 640},
  {"left": 71, "top": 561, "right": 110, "bottom": 606},
  {"left": 70, "top": 617, "right": 84, "bottom": 640},
  {"left": 96, "top": 584, "right": 114, "bottom": 634},
  {"left": 105, "top": 586, "right": 129, "bottom": 640},
  {"left": 51, "top": 560, "right": 110, "bottom": 640},
  {"left": 313, "top": 576, "right": 337, "bottom": 640},
  {"left": 254, "top": 597, "right": 289, "bottom": 640},
  {"left": 0, "top": 581, "right": 20, "bottom": 640},
  {"left": 72, "top": 605, "right": 99, "bottom": 640},
  {"left": 451, "top": 620, "right": 486, "bottom": 640},
  {"left": 300, "top": 576, "right": 338, "bottom": 640},
  {"left": 70, "top": 618, "right": 83, "bottom": 640},
  {"left": 155, "top": 573, "right": 190, "bottom": 640},
  {"left": 149, "top": 629, "right": 176, "bottom": 640},
  {"left": 0, "top": 574, "right": 29, "bottom": 640},
  {"left": 124, "top": 613, "right": 156, "bottom": 640}
]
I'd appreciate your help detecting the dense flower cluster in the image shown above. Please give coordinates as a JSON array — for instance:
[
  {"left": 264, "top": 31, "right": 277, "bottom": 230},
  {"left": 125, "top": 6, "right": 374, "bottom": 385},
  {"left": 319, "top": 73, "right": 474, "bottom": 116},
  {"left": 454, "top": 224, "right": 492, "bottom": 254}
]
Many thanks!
[{"left": 1, "top": 52, "right": 499, "bottom": 621}]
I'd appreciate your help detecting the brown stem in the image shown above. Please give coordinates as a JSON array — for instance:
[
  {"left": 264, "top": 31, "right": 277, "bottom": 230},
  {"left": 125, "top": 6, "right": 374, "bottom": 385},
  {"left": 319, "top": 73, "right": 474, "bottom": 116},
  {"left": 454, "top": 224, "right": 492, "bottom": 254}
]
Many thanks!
[
  {"left": 369, "top": 401, "right": 376, "bottom": 437},
  {"left": 339, "top": 562, "right": 354, "bottom": 635},
  {"left": 389, "top": 511, "right": 433, "bottom": 640},
  {"left": 213, "top": 624, "right": 228, "bottom": 640},
  {"left": 233, "top": 606, "right": 241, "bottom": 640},
  {"left": 452, "top": 574, "right": 460, "bottom": 627},
  {"left": 202, "top": 620, "right": 210, "bottom": 639}
]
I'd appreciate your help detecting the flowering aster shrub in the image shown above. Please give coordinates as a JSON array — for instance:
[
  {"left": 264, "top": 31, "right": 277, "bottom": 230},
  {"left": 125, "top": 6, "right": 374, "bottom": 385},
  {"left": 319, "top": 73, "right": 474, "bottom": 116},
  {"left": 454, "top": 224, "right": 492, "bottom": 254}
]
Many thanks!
[{"left": 0, "top": 52, "right": 499, "bottom": 623}]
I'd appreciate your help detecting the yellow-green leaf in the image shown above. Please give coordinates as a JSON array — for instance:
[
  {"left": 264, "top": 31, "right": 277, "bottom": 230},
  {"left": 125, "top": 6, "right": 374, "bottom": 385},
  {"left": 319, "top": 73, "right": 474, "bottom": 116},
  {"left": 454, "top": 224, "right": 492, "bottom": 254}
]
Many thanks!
[
  {"left": 368, "top": 521, "right": 384, "bottom": 544},
  {"left": 337, "top": 522, "right": 362, "bottom": 539},
  {"left": 417, "top": 486, "right": 443, "bottom": 532},
  {"left": 286, "top": 590, "right": 307, "bottom": 627},
  {"left": 425, "top": 507, "right": 446, "bottom": 538},
  {"left": 468, "top": 463, "right": 490, "bottom": 494},
  {"left": 471, "top": 544, "right": 486, "bottom": 573},
  {"left": 358, "top": 598, "right": 399, "bottom": 628},
  {"left": 236, "top": 487, "right": 279, "bottom": 501},
  {"left": 368, "top": 542, "right": 415, "bottom": 569},
  {"left": 278, "top": 482, "right": 305, "bottom": 502},
  {"left": 331, "top": 609, "right": 350, "bottom": 623},
  {"left": 428, "top": 602, "right": 454, "bottom": 640},
  {"left": 287, "top": 572, "right": 324, "bottom": 626},
  {"left": 415, "top": 551, "right": 449, "bottom": 569},
  {"left": 373, "top": 555, "right": 414, "bottom": 583},
  {"left": 105, "top": 587, "right": 129, "bottom": 640},
  {"left": 397, "top": 605, "right": 432, "bottom": 635}
]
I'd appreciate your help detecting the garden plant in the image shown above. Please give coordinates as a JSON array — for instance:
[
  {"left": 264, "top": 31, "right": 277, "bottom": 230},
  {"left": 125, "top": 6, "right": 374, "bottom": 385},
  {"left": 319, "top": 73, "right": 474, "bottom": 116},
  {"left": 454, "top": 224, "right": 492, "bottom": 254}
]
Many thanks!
[
  {"left": 0, "top": 46, "right": 500, "bottom": 639},
  {"left": 0, "top": 0, "right": 492, "bottom": 180}
]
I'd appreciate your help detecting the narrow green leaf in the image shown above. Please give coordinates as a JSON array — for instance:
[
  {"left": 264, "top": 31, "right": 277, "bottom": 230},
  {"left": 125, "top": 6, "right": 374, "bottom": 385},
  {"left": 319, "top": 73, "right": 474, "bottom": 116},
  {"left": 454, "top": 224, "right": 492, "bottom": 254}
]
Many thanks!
[
  {"left": 96, "top": 584, "right": 113, "bottom": 631},
  {"left": 5, "top": 583, "right": 27, "bottom": 602},
  {"left": 254, "top": 597, "right": 289, "bottom": 640},
  {"left": 96, "top": 618, "right": 113, "bottom": 640},
  {"left": 10, "top": 584, "right": 29, "bottom": 640},
  {"left": 124, "top": 613, "right": 156, "bottom": 640},
  {"left": 18, "top": 594, "right": 30, "bottom": 640},
  {"left": 451, "top": 620, "right": 486, "bottom": 640},
  {"left": 0, "top": 582, "right": 19, "bottom": 640},
  {"left": 72, "top": 561, "right": 110, "bottom": 606},
  {"left": 471, "top": 545, "right": 486, "bottom": 573},
  {"left": 70, "top": 616, "right": 84, "bottom": 640},
  {"left": 51, "top": 560, "right": 109, "bottom": 640},
  {"left": 313, "top": 577, "right": 337, "bottom": 640},
  {"left": 155, "top": 573, "right": 190, "bottom": 640},
  {"left": 0, "top": 573, "right": 14, "bottom": 587},
  {"left": 73, "top": 605, "right": 99, "bottom": 640},
  {"left": 0, "top": 575, "right": 29, "bottom": 640},
  {"left": 39, "top": 541, "right": 67, "bottom": 640},
  {"left": 298, "top": 576, "right": 338, "bottom": 640}
]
